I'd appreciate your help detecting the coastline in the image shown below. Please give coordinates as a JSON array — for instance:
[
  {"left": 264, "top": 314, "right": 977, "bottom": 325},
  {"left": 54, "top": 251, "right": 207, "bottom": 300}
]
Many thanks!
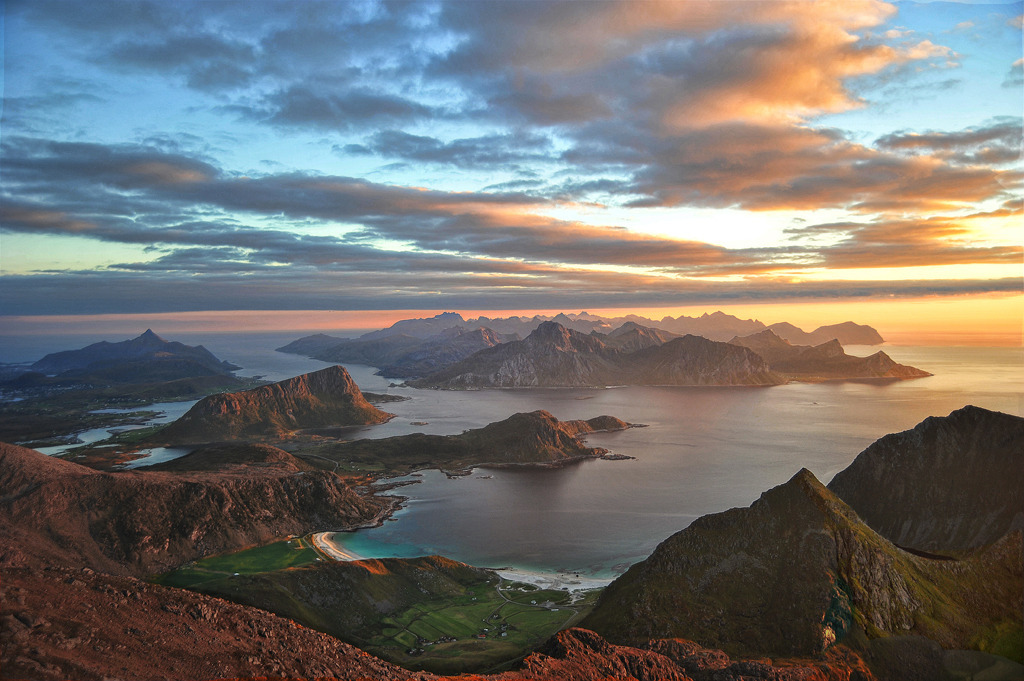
[{"left": 311, "top": 531, "right": 615, "bottom": 593}]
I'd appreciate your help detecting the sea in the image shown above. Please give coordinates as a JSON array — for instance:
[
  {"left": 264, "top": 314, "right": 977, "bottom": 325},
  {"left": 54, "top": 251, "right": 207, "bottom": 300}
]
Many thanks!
[{"left": 2, "top": 330, "right": 1021, "bottom": 579}]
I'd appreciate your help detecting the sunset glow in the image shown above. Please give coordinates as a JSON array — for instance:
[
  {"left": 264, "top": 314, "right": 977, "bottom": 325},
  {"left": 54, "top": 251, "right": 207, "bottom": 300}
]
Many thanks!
[{"left": 1, "top": 0, "right": 1021, "bottom": 340}]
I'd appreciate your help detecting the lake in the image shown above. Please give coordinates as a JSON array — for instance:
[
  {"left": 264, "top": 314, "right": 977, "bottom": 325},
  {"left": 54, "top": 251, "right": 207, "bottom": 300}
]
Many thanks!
[{"left": 3, "top": 332, "right": 1020, "bottom": 578}]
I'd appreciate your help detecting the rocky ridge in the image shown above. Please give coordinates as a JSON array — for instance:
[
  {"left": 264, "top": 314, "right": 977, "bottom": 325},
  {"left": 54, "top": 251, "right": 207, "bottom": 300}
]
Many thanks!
[{"left": 828, "top": 405, "right": 1024, "bottom": 552}]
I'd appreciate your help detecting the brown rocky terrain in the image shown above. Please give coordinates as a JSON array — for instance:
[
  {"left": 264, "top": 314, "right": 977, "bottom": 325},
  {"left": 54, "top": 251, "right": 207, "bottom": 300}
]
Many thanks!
[
  {"left": 580, "top": 469, "right": 1022, "bottom": 661},
  {"left": 0, "top": 568, "right": 884, "bottom": 681},
  {"left": 828, "top": 405, "right": 1024, "bottom": 552},
  {"left": 0, "top": 441, "right": 389, "bottom": 577},
  {"left": 155, "top": 365, "right": 391, "bottom": 444},
  {"left": 729, "top": 330, "right": 930, "bottom": 381},
  {"left": 0, "top": 565, "right": 427, "bottom": 681}
]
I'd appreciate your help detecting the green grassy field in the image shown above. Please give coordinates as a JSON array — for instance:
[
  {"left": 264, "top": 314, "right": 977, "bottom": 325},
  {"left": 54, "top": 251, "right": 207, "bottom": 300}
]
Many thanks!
[
  {"left": 156, "top": 543, "right": 600, "bottom": 674},
  {"left": 156, "top": 537, "right": 321, "bottom": 588},
  {"left": 363, "top": 580, "right": 589, "bottom": 674}
]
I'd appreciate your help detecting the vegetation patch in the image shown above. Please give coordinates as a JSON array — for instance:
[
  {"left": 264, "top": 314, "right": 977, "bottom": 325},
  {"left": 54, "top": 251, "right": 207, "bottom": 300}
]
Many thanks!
[{"left": 156, "top": 548, "right": 599, "bottom": 674}]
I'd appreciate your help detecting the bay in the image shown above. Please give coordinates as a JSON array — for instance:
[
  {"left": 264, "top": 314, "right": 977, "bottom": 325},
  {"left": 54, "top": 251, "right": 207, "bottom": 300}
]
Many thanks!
[
  {"left": 3, "top": 330, "right": 1020, "bottom": 579},
  {"left": 328, "top": 345, "right": 1023, "bottom": 578}
]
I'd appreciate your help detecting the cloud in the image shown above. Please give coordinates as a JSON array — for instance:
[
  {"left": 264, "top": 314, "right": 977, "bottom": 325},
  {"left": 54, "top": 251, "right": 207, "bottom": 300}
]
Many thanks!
[
  {"left": 565, "top": 122, "right": 1019, "bottom": 212},
  {"left": 248, "top": 85, "right": 436, "bottom": 131},
  {"left": 876, "top": 119, "right": 1023, "bottom": 165},
  {"left": 1004, "top": 57, "right": 1024, "bottom": 88},
  {"left": 340, "top": 129, "right": 556, "bottom": 169},
  {"left": 2, "top": 268, "right": 1018, "bottom": 316}
]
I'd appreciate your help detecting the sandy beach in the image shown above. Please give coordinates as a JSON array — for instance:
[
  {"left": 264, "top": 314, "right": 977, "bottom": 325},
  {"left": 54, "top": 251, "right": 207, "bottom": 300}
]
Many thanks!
[{"left": 310, "top": 532, "right": 370, "bottom": 561}]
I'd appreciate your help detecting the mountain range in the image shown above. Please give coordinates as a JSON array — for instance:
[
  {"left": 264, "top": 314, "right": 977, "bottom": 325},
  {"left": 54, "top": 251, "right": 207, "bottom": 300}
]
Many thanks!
[
  {"left": 278, "top": 311, "right": 888, "bottom": 380},
  {"left": 828, "top": 405, "right": 1024, "bottom": 552},
  {"left": 410, "top": 321, "right": 784, "bottom": 387},
  {"left": 279, "top": 313, "right": 917, "bottom": 385}
]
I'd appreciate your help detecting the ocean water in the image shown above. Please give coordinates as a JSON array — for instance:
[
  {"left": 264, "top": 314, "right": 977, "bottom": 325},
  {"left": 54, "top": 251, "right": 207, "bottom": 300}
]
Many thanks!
[
  {"left": 328, "top": 345, "right": 1023, "bottom": 577},
  {"left": 2, "top": 331, "right": 1020, "bottom": 577}
]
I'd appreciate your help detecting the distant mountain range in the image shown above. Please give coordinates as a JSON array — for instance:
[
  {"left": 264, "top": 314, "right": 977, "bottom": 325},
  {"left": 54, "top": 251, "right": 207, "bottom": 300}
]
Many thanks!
[
  {"left": 729, "top": 329, "right": 930, "bottom": 381},
  {"left": 279, "top": 312, "right": 912, "bottom": 385},
  {"left": 410, "top": 321, "right": 784, "bottom": 387},
  {"left": 30, "top": 329, "right": 240, "bottom": 383}
]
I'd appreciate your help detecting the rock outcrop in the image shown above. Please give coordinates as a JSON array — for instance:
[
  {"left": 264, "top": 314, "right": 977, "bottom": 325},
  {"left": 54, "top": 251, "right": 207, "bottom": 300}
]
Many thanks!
[
  {"left": 0, "top": 441, "right": 388, "bottom": 577},
  {"left": 828, "top": 406, "right": 1024, "bottom": 552},
  {"left": 729, "top": 330, "right": 930, "bottom": 381},
  {"left": 520, "top": 628, "right": 877, "bottom": 681},
  {"left": 411, "top": 321, "right": 784, "bottom": 388},
  {"left": 156, "top": 365, "right": 391, "bottom": 444},
  {"left": 580, "top": 469, "right": 1022, "bottom": 659}
]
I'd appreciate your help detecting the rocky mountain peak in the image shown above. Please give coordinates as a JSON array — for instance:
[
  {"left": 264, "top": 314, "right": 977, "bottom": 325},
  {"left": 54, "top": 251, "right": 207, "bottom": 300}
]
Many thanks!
[
  {"left": 828, "top": 405, "right": 1024, "bottom": 552},
  {"left": 156, "top": 365, "right": 391, "bottom": 444}
]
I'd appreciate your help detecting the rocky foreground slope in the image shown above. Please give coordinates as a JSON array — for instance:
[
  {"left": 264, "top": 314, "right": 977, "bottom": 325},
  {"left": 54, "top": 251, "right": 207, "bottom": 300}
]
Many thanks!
[
  {"left": 580, "top": 469, "right": 1022, "bottom": 660},
  {"left": 156, "top": 365, "right": 391, "bottom": 444},
  {"left": 828, "top": 405, "right": 1024, "bottom": 552},
  {"left": 0, "top": 441, "right": 388, "bottom": 577}
]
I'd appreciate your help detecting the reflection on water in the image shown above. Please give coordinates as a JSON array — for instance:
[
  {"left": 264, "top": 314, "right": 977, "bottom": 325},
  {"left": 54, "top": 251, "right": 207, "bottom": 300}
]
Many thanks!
[{"left": 329, "top": 346, "right": 1023, "bottom": 577}]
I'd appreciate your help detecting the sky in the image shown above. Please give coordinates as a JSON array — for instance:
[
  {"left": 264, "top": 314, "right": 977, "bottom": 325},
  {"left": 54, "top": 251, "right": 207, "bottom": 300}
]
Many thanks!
[{"left": 1, "top": 0, "right": 1022, "bottom": 339}]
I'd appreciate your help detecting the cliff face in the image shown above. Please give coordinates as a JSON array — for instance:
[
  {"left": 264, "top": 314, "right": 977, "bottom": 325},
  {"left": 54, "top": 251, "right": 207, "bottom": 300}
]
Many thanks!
[
  {"left": 412, "top": 322, "right": 784, "bottom": 388},
  {"left": 828, "top": 406, "right": 1024, "bottom": 552},
  {"left": 580, "top": 469, "right": 1022, "bottom": 659},
  {"left": 157, "top": 365, "right": 391, "bottom": 444},
  {"left": 0, "top": 442, "right": 388, "bottom": 577}
]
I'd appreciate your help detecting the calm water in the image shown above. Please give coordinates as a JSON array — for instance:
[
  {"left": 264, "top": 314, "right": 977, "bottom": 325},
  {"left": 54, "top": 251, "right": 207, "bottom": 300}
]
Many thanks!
[
  {"left": 2, "top": 332, "right": 1021, "bottom": 577},
  {"left": 327, "top": 345, "right": 1023, "bottom": 577}
]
